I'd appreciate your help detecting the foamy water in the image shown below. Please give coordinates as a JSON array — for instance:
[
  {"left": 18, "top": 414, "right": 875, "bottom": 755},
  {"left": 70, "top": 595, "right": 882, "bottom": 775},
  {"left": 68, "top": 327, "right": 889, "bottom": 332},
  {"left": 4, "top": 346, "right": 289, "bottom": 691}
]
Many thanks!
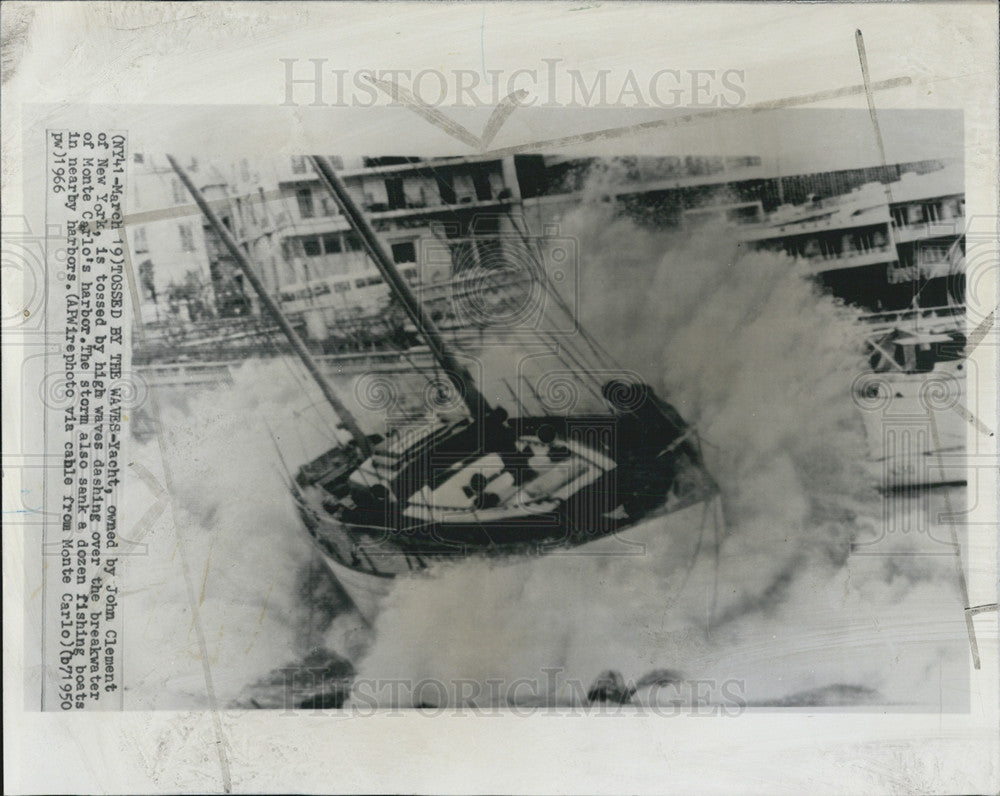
[{"left": 120, "top": 209, "right": 970, "bottom": 710}]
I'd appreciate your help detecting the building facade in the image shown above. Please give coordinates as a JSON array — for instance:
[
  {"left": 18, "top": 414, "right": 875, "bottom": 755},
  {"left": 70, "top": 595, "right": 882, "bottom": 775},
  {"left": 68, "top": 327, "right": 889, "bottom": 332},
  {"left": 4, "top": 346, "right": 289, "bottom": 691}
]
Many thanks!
[
  {"left": 130, "top": 151, "right": 961, "bottom": 329},
  {"left": 741, "top": 164, "right": 963, "bottom": 311},
  {"left": 127, "top": 154, "right": 214, "bottom": 323}
]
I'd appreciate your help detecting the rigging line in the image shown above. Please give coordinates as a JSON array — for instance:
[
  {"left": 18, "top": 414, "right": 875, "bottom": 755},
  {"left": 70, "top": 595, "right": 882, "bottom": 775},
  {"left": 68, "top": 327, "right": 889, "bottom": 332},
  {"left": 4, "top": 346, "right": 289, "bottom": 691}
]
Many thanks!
[
  {"left": 257, "top": 326, "right": 347, "bottom": 448},
  {"left": 425, "top": 222, "right": 482, "bottom": 355},
  {"left": 501, "top": 377, "right": 530, "bottom": 417},
  {"left": 302, "top": 392, "right": 351, "bottom": 441},
  {"left": 311, "top": 154, "right": 493, "bottom": 422},
  {"left": 532, "top": 306, "right": 613, "bottom": 394},
  {"left": 708, "top": 498, "right": 722, "bottom": 640},
  {"left": 259, "top": 160, "right": 388, "bottom": 443},
  {"left": 924, "top": 358, "right": 980, "bottom": 669},
  {"left": 263, "top": 417, "right": 296, "bottom": 483},
  {"left": 250, "top": 282, "right": 346, "bottom": 442},
  {"left": 281, "top": 316, "right": 416, "bottom": 438},
  {"left": 279, "top": 276, "right": 395, "bottom": 488},
  {"left": 275, "top": 356, "right": 343, "bottom": 442},
  {"left": 331, "top": 287, "right": 381, "bottom": 354},
  {"left": 541, "top": 329, "right": 609, "bottom": 407},
  {"left": 326, "top": 158, "right": 599, "bottom": 420},
  {"left": 521, "top": 370, "right": 550, "bottom": 417},
  {"left": 350, "top": 277, "right": 445, "bottom": 402},
  {"left": 393, "top": 339, "right": 441, "bottom": 396},
  {"left": 291, "top": 415, "right": 315, "bottom": 469},
  {"left": 676, "top": 498, "right": 712, "bottom": 595},
  {"left": 501, "top": 206, "right": 616, "bottom": 371},
  {"left": 906, "top": 265, "right": 953, "bottom": 312},
  {"left": 549, "top": 321, "right": 608, "bottom": 385},
  {"left": 181, "top": 163, "right": 344, "bottom": 446},
  {"left": 399, "top": 259, "right": 450, "bottom": 393}
]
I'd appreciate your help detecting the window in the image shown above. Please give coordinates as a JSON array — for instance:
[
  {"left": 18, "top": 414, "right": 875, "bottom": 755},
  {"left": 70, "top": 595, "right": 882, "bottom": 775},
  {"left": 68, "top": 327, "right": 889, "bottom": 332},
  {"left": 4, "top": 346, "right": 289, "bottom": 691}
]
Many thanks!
[
  {"left": 138, "top": 260, "right": 156, "bottom": 302},
  {"left": 334, "top": 281, "right": 350, "bottom": 293},
  {"left": 385, "top": 177, "right": 406, "bottom": 210},
  {"left": 344, "top": 233, "right": 361, "bottom": 252},
  {"left": 296, "top": 188, "right": 315, "bottom": 218},
  {"left": 366, "top": 276, "right": 383, "bottom": 286},
  {"left": 302, "top": 238, "right": 322, "bottom": 257},
  {"left": 473, "top": 169, "right": 493, "bottom": 201},
  {"left": 918, "top": 245, "right": 949, "bottom": 264},
  {"left": 322, "top": 234, "right": 342, "bottom": 254},
  {"left": 291, "top": 156, "right": 307, "bottom": 174},
  {"left": 438, "top": 172, "right": 456, "bottom": 204},
  {"left": 178, "top": 223, "right": 195, "bottom": 252},
  {"left": 172, "top": 178, "right": 186, "bottom": 204},
  {"left": 391, "top": 241, "right": 416, "bottom": 263},
  {"left": 134, "top": 227, "right": 148, "bottom": 253},
  {"left": 355, "top": 278, "right": 367, "bottom": 288}
]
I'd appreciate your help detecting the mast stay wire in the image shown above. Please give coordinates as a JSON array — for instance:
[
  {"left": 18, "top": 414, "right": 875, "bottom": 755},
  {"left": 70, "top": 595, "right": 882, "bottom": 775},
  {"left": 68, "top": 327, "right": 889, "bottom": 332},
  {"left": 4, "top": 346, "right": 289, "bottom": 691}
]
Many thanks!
[{"left": 145, "top": 155, "right": 344, "bottom": 447}]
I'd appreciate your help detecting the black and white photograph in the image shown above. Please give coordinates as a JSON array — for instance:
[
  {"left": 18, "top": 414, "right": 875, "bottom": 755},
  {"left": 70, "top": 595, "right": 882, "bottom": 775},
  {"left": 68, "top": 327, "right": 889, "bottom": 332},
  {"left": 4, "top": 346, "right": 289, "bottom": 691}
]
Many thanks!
[
  {"left": 3, "top": 3, "right": 997, "bottom": 794},
  {"left": 119, "top": 128, "right": 975, "bottom": 712}
]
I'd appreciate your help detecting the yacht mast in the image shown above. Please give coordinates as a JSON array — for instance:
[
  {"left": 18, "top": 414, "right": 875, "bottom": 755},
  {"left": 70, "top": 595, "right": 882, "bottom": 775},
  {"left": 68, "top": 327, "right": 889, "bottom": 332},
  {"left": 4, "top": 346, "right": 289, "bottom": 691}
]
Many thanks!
[
  {"left": 167, "top": 155, "right": 373, "bottom": 457},
  {"left": 308, "top": 155, "right": 492, "bottom": 423}
]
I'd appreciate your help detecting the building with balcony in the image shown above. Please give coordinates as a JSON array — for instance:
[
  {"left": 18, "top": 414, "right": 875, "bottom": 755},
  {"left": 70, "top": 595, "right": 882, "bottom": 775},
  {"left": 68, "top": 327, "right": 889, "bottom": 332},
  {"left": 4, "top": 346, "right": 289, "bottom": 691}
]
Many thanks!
[
  {"left": 741, "top": 163, "right": 963, "bottom": 311},
  {"left": 145, "top": 151, "right": 959, "bottom": 329},
  {"left": 273, "top": 154, "right": 530, "bottom": 285}
]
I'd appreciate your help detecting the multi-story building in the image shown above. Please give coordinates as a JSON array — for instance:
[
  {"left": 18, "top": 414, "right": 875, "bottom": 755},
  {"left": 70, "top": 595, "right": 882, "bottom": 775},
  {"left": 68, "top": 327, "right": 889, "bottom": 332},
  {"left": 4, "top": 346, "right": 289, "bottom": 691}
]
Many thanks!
[
  {"left": 267, "top": 153, "right": 777, "bottom": 337},
  {"left": 250, "top": 152, "right": 960, "bottom": 337},
  {"left": 137, "top": 151, "right": 959, "bottom": 335},
  {"left": 195, "top": 157, "right": 291, "bottom": 319},
  {"left": 268, "top": 155, "right": 536, "bottom": 340},
  {"left": 127, "top": 154, "right": 214, "bottom": 323},
  {"left": 128, "top": 153, "right": 293, "bottom": 323},
  {"left": 517, "top": 155, "right": 947, "bottom": 231},
  {"left": 740, "top": 163, "right": 963, "bottom": 311},
  {"left": 274, "top": 155, "right": 524, "bottom": 282}
]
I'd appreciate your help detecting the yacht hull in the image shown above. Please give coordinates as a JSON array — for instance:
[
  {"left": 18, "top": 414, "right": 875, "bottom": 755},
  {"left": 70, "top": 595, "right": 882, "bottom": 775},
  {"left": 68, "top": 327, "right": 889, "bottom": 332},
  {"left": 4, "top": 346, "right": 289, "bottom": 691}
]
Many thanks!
[{"left": 299, "top": 493, "right": 723, "bottom": 622}]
